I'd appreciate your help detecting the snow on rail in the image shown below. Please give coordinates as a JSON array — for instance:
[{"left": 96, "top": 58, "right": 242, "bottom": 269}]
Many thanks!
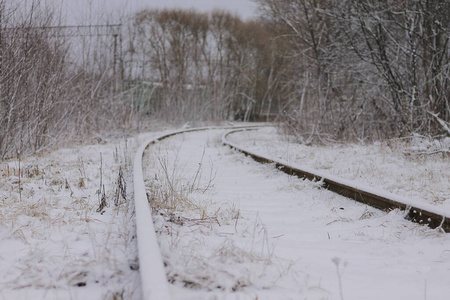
[
  {"left": 133, "top": 124, "right": 272, "bottom": 299},
  {"left": 134, "top": 139, "right": 171, "bottom": 300},
  {"left": 222, "top": 128, "right": 450, "bottom": 232}
]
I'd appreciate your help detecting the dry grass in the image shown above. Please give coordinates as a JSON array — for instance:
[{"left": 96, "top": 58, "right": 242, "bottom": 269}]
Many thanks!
[
  {"left": 0, "top": 138, "right": 140, "bottom": 299},
  {"left": 142, "top": 141, "right": 287, "bottom": 294}
]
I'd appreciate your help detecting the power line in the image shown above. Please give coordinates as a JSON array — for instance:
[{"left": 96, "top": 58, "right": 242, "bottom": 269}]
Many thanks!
[
  {"left": 1, "top": 24, "right": 124, "bottom": 80},
  {"left": 2, "top": 24, "right": 122, "bottom": 37}
]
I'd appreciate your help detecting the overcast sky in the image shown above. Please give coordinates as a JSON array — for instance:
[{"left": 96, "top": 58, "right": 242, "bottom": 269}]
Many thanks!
[{"left": 41, "top": 0, "right": 259, "bottom": 25}]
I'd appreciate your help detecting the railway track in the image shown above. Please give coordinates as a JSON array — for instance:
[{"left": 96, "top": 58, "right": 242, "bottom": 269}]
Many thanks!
[
  {"left": 134, "top": 125, "right": 449, "bottom": 299},
  {"left": 222, "top": 128, "right": 450, "bottom": 232},
  {"left": 133, "top": 125, "right": 269, "bottom": 300}
]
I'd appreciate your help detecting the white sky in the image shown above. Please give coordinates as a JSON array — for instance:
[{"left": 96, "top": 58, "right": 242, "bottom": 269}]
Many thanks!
[{"left": 42, "top": 0, "right": 259, "bottom": 25}]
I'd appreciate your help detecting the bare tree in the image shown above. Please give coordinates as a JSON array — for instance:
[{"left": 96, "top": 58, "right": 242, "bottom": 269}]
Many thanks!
[
  {"left": 339, "top": 0, "right": 450, "bottom": 136},
  {"left": 0, "top": 0, "right": 139, "bottom": 160},
  {"left": 255, "top": 0, "right": 450, "bottom": 141},
  {"left": 129, "top": 9, "right": 279, "bottom": 123}
]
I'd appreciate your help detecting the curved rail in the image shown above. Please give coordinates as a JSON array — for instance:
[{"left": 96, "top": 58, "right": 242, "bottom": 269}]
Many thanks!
[
  {"left": 222, "top": 128, "right": 450, "bottom": 232},
  {"left": 134, "top": 139, "right": 171, "bottom": 300},
  {"left": 133, "top": 124, "right": 271, "bottom": 300}
]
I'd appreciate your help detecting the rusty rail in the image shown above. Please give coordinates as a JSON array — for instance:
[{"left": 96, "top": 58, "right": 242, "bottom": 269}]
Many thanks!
[{"left": 223, "top": 129, "right": 450, "bottom": 232}]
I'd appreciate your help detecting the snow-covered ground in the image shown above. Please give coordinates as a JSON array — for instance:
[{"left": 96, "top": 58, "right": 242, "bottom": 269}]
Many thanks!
[
  {"left": 228, "top": 127, "right": 450, "bottom": 211},
  {"left": 0, "top": 131, "right": 162, "bottom": 300},
  {"left": 1, "top": 125, "right": 449, "bottom": 300},
  {"left": 143, "top": 128, "right": 450, "bottom": 299}
]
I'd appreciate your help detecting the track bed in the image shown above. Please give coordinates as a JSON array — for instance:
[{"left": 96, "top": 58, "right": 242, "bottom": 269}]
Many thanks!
[{"left": 140, "top": 128, "right": 450, "bottom": 300}]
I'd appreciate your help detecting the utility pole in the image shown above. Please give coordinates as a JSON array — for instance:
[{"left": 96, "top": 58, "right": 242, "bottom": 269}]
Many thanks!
[
  {"left": 0, "top": 1, "right": 4, "bottom": 107},
  {"left": 113, "top": 33, "right": 118, "bottom": 78}
]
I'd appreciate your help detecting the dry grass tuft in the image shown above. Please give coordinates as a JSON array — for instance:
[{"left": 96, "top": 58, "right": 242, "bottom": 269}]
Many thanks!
[{"left": 143, "top": 142, "right": 286, "bottom": 294}]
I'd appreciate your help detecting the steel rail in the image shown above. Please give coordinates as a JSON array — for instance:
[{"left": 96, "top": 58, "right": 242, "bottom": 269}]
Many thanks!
[
  {"left": 222, "top": 128, "right": 450, "bottom": 232},
  {"left": 133, "top": 124, "right": 271, "bottom": 300}
]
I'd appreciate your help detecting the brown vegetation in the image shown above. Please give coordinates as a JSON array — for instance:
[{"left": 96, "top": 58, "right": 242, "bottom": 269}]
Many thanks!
[
  {"left": 1, "top": 1, "right": 449, "bottom": 160},
  {"left": 128, "top": 9, "right": 283, "bottom": 123}
]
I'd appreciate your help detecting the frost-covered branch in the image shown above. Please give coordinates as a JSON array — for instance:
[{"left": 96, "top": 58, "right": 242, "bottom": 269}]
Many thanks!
[{"left": 428, "top": 111, "right": 450, "bottom": 136}]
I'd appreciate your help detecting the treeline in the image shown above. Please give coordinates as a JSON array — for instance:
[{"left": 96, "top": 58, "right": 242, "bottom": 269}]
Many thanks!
[
  {"left": 127, "top": 3, "right": 449, "bottom": 140},
  {"left": 256, "top": 0, "right": 450, "bottom": 141},
  {"left": 1, "top": 1, "right": 449, "bottom": 159},
  {"left": 127, "top": 9, "right": 283, "bottom": 123}
]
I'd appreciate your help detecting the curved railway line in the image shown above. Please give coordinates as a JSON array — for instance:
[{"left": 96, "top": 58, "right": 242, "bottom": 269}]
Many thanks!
[
  {"left": 223, "top": 128, "right": 450, "bottom": 232},
  {"left": 133, "top": 125, "right": 268, "bottom": 300},
  {"left": 133, "top": 125, "right": 450, "bottom": 299}
]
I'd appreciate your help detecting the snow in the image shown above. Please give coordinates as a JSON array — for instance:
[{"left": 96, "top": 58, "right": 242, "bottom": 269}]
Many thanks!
[
  {"left": 143, "top": 128, "right": 450, "bottom": 299},
  {"left": 227, "top": 127, "right": 450, "bottom": 212},
  {"left": 0, "top": 133, "right": 154, "bottom": 299},
  {"left": 133, "top": 136, "right": 171, "bottom": 300},
  {"left": 223, "top": 128, "right": 450, "bottom": 223},
  {"left": 1, "top": 125, "right": 449, "bottom": 300}
]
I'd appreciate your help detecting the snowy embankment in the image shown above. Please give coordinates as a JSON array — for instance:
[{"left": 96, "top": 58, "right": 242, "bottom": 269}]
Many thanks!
[
  {"left": 0, "top": 131, "right": 165, "bottom": 300},
  {"left": 223, "top": 128, "right": 450, "bottom": 230},
  {"left": 143, "top": 128, "right": 450, "bottom": 300},
  {"left": 1, "top": 125, "right": 449, "bottom": 300},
  {"left": 227, "top": 127, "right": 450, "bottom": 213}
]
